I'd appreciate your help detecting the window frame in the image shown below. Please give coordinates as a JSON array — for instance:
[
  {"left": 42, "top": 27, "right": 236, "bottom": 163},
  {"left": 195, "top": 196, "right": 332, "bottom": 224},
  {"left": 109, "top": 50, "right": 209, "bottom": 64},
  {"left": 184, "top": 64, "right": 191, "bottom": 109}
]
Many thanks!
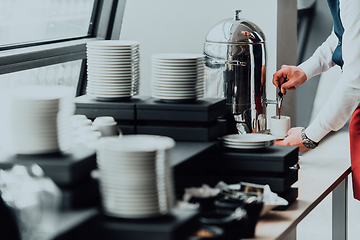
[{"left": 0, "top": 0, "right": 127, "bottom": 97}]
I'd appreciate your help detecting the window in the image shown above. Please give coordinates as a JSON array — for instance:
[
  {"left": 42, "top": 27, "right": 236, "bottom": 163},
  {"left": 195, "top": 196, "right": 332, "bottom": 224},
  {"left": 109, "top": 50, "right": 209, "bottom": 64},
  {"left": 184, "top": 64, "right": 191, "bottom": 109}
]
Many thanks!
[
  {"left": 0, "top": 0, "right": 127, "bottom": 96},
  {"left": 0, "top": 0, "right": 96, "bottom": 47},
  {"left": 0, "top": 60, "right": 82, "bottom": 88}
]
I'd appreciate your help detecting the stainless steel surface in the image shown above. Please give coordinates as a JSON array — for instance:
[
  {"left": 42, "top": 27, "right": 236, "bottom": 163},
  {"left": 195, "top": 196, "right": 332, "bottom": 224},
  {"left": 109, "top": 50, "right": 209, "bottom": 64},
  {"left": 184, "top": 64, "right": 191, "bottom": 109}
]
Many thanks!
[{"left": 204, "top": 10, "right": 270, "bottom": 133}]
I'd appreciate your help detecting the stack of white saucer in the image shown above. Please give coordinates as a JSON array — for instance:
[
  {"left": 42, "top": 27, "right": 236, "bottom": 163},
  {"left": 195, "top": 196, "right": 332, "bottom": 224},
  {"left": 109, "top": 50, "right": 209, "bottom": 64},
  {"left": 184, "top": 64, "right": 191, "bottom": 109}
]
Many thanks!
[
  {"left": 86, "top": 40, "right": 140, "bottom": 101},
  {"left": 222, "top": 134, "right": 276, "bottom": 150},
  {"left": 151, "top": 53, "right": 205, "bottom": 102},
  {"left": 97, "top": 135, "right": 175, "bottom": 218},
  {"left": 9, "top": 86, "right": 75, "bottom": 154}
]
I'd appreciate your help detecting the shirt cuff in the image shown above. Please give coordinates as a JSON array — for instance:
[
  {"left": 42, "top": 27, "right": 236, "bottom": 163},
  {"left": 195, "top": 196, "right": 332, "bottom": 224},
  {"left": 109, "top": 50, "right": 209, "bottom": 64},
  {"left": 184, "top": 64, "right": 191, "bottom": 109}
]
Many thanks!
[{"left": 305, "top": 118, "right": 331, "bottom": 143}]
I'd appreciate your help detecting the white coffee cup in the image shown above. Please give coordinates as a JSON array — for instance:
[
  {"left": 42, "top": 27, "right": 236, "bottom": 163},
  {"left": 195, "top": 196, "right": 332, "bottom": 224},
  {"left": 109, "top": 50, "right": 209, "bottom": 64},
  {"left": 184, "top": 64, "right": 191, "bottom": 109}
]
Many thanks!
[
  {"left": 93, "top": 116, "right": 119, "bottom": 137},
  {"left": 270, "top": 116, "right": 291, "bottom": 139}
]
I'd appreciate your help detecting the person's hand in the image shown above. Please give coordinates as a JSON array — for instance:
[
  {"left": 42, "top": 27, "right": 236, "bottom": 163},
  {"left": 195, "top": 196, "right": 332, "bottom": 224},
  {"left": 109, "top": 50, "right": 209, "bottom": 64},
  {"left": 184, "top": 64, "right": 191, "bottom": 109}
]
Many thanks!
[
  {"left": 272, "top": 65, "right": 308, "bottom": 95},
  {"left": 275, "top": 127, "right": 309, "bottom": 153}
]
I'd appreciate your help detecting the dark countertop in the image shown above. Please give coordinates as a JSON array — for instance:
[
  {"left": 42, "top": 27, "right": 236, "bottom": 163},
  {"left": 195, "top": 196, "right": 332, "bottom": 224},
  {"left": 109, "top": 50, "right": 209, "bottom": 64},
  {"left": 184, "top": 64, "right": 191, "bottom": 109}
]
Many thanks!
[
  {"left": 170, "top": 141, "right": 218, "bottom": 167},
  {"left": 51, "top": 140, "right": 218, "bottom": 239}
]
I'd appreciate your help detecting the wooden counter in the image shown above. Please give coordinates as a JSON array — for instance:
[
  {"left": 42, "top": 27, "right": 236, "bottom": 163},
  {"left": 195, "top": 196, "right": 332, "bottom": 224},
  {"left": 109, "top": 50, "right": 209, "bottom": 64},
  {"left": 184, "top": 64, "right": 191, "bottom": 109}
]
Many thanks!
[{"left": 247, "top": 130, "right": 351, "bottom": 240}]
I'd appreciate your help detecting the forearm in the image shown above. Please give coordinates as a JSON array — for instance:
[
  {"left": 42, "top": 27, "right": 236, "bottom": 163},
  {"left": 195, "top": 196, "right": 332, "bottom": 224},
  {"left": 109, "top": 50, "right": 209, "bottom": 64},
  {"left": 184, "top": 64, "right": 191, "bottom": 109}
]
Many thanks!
[{"left": 305, "top": 79, "right": 360, "bottom": 142}]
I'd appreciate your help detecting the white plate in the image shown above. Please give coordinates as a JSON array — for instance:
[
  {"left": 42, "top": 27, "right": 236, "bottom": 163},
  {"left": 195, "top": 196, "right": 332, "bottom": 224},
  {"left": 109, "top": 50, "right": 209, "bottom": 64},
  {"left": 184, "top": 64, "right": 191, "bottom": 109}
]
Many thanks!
[
  {"left": 101, "top": 203, "right": 160, "bottom": 212},
  {"left": 87, "top": 53, "right": 139, "bottom": 58},
  {"left": 102, "top": 210, "right": 162, "bottom": 219},
  {"left": 87, "top": 40, "right": 140, "bottom": 47},
  {"left": 152, "top": 60, "right": 204, "bottom": 66},
  {"left": 87, "top": 85, "right": 135, "bottom": 91},
  {"left": 87, "top": 81, "right": 134, "bottom": 86},
  {"left": 87, "top": 73, "right": 138, "bottom": 79},
  {"left": 99, "top": 183, "right": 159, "bottom": 192},
  {"left": 97, "top": 152, "right": 157, "bottom": 160},
  {"left": 152, "top": 71, "right": 203, "bottom": 76},
  {"left": 87, "top": 55, "right": 139, "bottom": 61},
  {"left": 87, "top": 59, "right": 139, "bottom": 64},
  {"left": 87, "top": 79, "right": 138, "bottom": 84},
  {"left": 102, "top": 202, "right": 161, "bottom": 211},
  {"left": 152, "top": 73, "right": 204, "bottom": 79},
  {"left": 97, "top": 155, "right": 156, "bottom": 163},
  {"left": 151, "top": 67, "right": 201, "bottom": 73},
  {"left": 152, "top": 90, "right": 202, "bottom": 96},
  {"left": 86, "top": 92, "right": 133, "bottom": 98},
  {"left": 153, "top": 87, "right": 204, "bottom": 92},
  {"left": 152, "top": 92, "right": 198, "bottom": 97},
  {"left": 152, "top": 95, "right": 197, "bottom": 100},
  {"left": 87, "top": 45, "right": 139, "bottom": 51},
  {"left": 222, "top": 142, "right": 274, "bottom": 149},
  {"left": 151, "top": 79, "right": 200, "bottom": 85},
  {"left": 87, "top": 49, "right": 139, "bottom": 55},
  {"left": 86, "top": 91, "right": 132, "bottom": 96},
  {"left": 222, "top": 141, "right": 270, "bottom": 147},
  {"left": 87, "top": 77, "right": 138, "bottom": 82},
  {"left": 98, "top": 165, "right": 157, "bottom": 173},
  {"left": 87, "top": 69, "right": 139, "bottom": 74},
  {"left": 151, "top": 53, "right": 204, "bottom": 60},
  {"left": 87, "top": 58, "right": 139, "bottom": 63},
  {"left": 86, "top": 89, "right": 132, "bottom": 94},
  {"left": 152, "top": 62, "right": 204, "bottom": 67},
  {"left": 99, "top": 135, "right": 175, "bottom": 151},
  {"left": 102, "top": 208, "right": 161, "bottom": 216},
  {"left": 87, "top": 83, "right": 134, "bottom": 89},
  {"left": 101, "top": 199, "right": 160, "bottom": 208},
  {"left": 87, "top": 60, "right": 139, "bottom": 66},
  {"left": 87, "top": 62, "right": 138, "bottom": 68},
  {"left": 152, "top": 83, "right": 203, "bottom": 89},
  {"left": 99, "top": 173, "right": 157, "bottom": 181},
  {"left": 222, "top": 134, "right": 276, "bottom": 143},
  {"left": 88, "top": 66, "right": 139, "bottom": 71},
  {"left": 100, "top": 184, "right": 159, "bottom": 192}
]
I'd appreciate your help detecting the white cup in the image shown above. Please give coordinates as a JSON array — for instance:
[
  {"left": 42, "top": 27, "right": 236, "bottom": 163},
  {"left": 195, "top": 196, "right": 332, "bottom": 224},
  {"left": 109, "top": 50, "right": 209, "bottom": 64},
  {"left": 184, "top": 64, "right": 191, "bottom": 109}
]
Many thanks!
[
  {"left": 93, "top": 116, "right": 119, "bottom": 137},
  {"left": 270, "top": 116, "right": 291, "bottom": 139}
]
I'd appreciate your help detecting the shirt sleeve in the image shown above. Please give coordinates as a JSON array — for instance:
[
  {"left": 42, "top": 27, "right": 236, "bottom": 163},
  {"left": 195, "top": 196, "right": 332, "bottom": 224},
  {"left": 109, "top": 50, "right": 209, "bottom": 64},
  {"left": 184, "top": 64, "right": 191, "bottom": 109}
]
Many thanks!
[
  {"left": 303, "top": 0, "right": 360, "bottom": 142},
  {"left": 298, "top": 32, "right": 337, "bottom": 80}
]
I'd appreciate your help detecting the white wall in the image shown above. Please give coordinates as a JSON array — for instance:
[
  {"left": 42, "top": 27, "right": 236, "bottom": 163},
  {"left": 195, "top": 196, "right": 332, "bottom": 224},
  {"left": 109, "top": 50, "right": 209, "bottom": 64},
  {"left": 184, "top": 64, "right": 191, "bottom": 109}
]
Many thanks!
[{"left": 120, "top": 0, "right": 297, "bottom": 121}]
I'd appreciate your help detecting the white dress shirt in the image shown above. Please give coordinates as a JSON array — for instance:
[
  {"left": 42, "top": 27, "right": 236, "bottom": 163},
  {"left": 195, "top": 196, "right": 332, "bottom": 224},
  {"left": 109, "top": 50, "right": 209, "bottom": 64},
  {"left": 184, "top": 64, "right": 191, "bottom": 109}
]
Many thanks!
[{"left": 298, "top": 0, "right": 360, "bottom": 142}]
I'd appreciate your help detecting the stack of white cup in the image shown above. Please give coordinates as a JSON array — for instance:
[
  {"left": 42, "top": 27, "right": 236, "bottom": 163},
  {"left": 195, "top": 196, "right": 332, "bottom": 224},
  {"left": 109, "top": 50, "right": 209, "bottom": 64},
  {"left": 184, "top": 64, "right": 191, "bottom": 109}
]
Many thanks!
[
  {"left": 92, "top": 116, "right": 119, "bottom": 137},
  {"left": 71, "top": 115, "right": 120, "bottom": 149}
]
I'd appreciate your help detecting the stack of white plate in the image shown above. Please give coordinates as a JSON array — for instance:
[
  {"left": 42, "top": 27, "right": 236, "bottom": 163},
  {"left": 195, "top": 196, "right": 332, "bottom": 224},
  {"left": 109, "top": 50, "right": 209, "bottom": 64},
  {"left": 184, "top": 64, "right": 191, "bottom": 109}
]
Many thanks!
[
  {"left": 222, "top": 134, "right": 276, "bottom": 150},
  {"left": 151, "top": 53, "right": 205, "bottom": 102},
  {"left": 97, "top": 135, "right": 175, "bottom": 218},
  {"left": 10, "top": 86, "right": 75, "bottom": 154},
  {"left": 86, "top": 40, "right": 140, "bottom": 101}
]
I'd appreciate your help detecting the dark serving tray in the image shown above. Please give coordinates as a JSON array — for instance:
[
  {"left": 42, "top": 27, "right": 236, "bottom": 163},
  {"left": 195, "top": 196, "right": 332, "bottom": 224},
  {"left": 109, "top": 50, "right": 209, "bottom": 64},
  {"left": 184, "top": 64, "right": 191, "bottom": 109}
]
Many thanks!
[
  {"left": 75, "top": 95, "right": 151, "bottom": 120},
  {"left": 207, "top": 168, "right": 299, "bottom": 193},
  {"left": 206, "top": 145, "right": 299, "bottom": 173},
  {"left": 0, "top": 147, "right": 96, "bottom": 187},
  {"left": 136, "top": 97, "right": 226, "bottom": 123},
  {"left": 174, "top": 168, "right": 298, "bottom": 194},
  {"left": 61, "top": 208, "right": 199, "bottom": 240},
  {"left": 137, "top": 119, "right": 227, "bottom": 141}
]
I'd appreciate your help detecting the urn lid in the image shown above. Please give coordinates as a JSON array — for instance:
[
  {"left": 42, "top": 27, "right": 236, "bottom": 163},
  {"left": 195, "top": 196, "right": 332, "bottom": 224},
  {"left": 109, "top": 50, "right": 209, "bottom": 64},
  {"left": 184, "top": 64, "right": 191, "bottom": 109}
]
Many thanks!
[{"left": 205, "top": 10, "right": 266, "bottom": 44}]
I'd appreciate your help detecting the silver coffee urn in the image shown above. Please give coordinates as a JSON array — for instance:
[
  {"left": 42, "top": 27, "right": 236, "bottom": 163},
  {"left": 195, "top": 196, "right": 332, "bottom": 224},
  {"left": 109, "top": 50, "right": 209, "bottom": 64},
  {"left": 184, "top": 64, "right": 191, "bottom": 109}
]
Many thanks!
[{"left": 204, "top": 10, "right": 276, "bottom": 134}]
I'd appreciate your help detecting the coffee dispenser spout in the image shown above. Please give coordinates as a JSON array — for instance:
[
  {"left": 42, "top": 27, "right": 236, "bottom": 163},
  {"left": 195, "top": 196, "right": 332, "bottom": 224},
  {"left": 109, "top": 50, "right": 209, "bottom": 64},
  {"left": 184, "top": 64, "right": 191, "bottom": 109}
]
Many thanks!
[{"left": 262, "top": 98, "right": 283, "bottom": 109}]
